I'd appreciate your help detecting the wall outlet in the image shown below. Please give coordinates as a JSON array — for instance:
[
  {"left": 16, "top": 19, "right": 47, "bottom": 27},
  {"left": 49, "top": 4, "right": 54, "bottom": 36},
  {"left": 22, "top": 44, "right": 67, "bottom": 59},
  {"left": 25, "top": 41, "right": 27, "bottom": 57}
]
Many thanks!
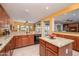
[{"left": 66, "top": 49, "right": 69, "bottom": 54}]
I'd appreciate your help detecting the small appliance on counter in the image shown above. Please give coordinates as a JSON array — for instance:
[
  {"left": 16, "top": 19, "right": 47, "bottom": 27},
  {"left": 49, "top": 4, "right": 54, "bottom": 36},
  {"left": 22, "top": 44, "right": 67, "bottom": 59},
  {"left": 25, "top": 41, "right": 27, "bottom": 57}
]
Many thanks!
[
  {"left": 3, "top": 29, "right": 10, "bottom": 35},
  {"left": 2, "top": 24, "right": 11, "bottom": 36}
]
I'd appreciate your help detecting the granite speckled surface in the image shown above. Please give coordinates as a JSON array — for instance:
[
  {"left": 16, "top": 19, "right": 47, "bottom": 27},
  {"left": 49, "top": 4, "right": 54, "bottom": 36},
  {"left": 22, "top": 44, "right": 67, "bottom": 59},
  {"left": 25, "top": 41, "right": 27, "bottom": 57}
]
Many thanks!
[
  {"left": 39, "top": 36, "right": 74, "bottom": 47},
  {"left": 0, "top": 32, "right": 34, "bottom": 51},
  {"left": 0, "top": 35, "right": 13, "bottom": 51}
]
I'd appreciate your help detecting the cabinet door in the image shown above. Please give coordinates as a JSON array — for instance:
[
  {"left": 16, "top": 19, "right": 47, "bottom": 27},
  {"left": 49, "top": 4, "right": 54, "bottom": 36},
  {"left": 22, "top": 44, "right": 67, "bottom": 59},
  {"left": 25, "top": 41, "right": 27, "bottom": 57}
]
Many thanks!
[
  {"left": 5, "top": 42, "right": 11, "bottom": 56},
  {"left": 40, "top": 44, "right": 46, "bottom": 56},
  {"left": 0, "top": 48, "right": 6, "bottom": 56},
  {"left": 46, "top": 48, "right": 57, "bottom": 56},
  {"left": 21, "top": 36, "right": 29, "bottom": 47},
  {"left": 64, "top": 35, "right": 76, "bottom": 50},
  {"left": 0, "top": 6, "right": 5, "bottom": 18},
  {"left": 15, "top": 36, "right": 22, "bottom": 48},
  {"left": 28, "top": 35, "right": 34, "bottom": 45},
  {"left": 10, "top": 37, "right": 15, "bottom": 50},
  {"left": 0, "top": 6, "right": 9, "bottom": 24},
  {"left": 76, "top": 38, "right": 79, "bottom": 51},
  {"left": 39, "top": 39, "right": 46, "bottom": 56}
]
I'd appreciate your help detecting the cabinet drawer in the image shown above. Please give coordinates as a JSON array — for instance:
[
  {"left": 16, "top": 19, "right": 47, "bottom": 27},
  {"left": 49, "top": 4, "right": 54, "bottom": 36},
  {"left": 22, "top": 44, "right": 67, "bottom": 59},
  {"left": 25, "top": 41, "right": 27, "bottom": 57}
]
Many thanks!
[
  {"left": 46, "top": 42, "right": 58, "bottom": 53},
  {"left": 46, "top": 47, "right": 57, "bottom": 56},
  {"left": 39, "top": 39, "right": 45, "bottom": 45}
]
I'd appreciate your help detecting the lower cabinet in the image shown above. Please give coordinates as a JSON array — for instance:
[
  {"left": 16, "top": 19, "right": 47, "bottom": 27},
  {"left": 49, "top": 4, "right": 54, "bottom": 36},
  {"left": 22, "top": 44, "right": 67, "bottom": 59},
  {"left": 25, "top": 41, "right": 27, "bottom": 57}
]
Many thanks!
[
  {"left": 0, "top": 35, "right": 34, "bottom": 56},
  {"left": 21, "top": 36, "right": 29, "bottom": 47},
  {"left": 5, "top": 42, "right": 11, "bottom": 56},
  {"left": 15, "top": 36, "right": 22, "bottom": 48},
  {"left": 39, "top": 39, "right": 73, "bottom": 56},
  {"left": 54, "top": 33, "right": 79, "bottom": 51},
  {"left": 46, "top": 42, "right": 58, "bottom": 56},
  {"left": 39, "top": 39, "right": 46, "bottom": 56},
  {"left": 64, "top": 35, "right": 77, "bottom": 50},
  {"left": 0, "top": 47, "right": 6, "bottom": 56},
  {"left": 46, "top": 47, "right": 57, "bottom": 56},
  {"left": 76, "top": 38, "right": 79, "bottom": 51},
  {"left": 0, "top": 39, "right": 14, "bottom": 56},
  {"left": 40, "top": 44, "right": 46, "bottom": 56},
  {"left": 10, "top": 37, "right": 16, "bottom": 50},
  {"left": 15, "top": 35, "right": 34, "bottom": 49},
  {"left": 28, "top": 35, "right": 34, "bottom": 45}
]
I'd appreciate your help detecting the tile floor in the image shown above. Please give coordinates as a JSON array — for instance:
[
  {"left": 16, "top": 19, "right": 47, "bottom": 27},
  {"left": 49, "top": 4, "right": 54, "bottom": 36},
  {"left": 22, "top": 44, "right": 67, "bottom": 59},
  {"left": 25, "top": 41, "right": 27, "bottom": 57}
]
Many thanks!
[{"left": 13, "top": 44, "right": 79, "bottom": 56}]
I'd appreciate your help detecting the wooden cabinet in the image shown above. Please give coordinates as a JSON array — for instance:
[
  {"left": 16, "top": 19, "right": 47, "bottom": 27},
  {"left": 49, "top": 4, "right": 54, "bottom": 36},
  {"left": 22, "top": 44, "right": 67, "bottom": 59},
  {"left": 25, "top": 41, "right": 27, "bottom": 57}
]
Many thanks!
[
  {"left": 40, "top": 44, "right": 46, "bottom": 56},
  {"left": 28, "top": 35, "right": 34, "bottom": 45},
  {"left": 15, "top": 35, "right": 34, "bottom": 49},
  {"left": 63, "top": 35, "right": 76, "bottom": 50},
  {"left": 46, "top": 42, "right": 57, "bottom": 56},
  {"left": 58, "top": 44, "right": 72, "bottom": 56},
  {"left": 63, "top": 23, "right": 79, "bottom": 32},
  {"left": 54, "top": 34, "right": 63, "bottom": 38},
  {"left": 39, "top": 39, "right": 73, "bottom": 56},
  {"left": 0, "top": 5, "right": 9, "bottom": 25},
  {"left": 0, "top": 35, "right": 34, "bottom": 56},
  {"left": 46, "top": 42, "right": 58, "bottom": 53},
  {"left": 0, "top": 47, "right": 6, "bottom": 56},
  {"left": 15, "top": 36, "right": 22, "bottom": 48},
  {"left": 5, "top": 42, "right": 11, "bottom": 56},
  {"left": 46, "top": 47, "right": 57, "bottom": 56},
  {"left": 21, "top": 36, "right": 29, "bottom": 47},
  {"left": 0, "top": 5, "right": 7, "bottom": 18},
  {"left": 54, "top": 33, "right": 78, "bottom": 51},
  {"left": 39, "top": 39, "right": 46, "bottom": 56},
  {"left": 0, "top": 38, "right": 15, "bottom": 56},
  {"left": 76, "top": 38, "right": 79, "bottom": 51},
  {"left": 9, "top": 37, "right": 15, "bottom": 55},
  {"left": 10, "top": 37, "right": 15, "bottom": 50}
]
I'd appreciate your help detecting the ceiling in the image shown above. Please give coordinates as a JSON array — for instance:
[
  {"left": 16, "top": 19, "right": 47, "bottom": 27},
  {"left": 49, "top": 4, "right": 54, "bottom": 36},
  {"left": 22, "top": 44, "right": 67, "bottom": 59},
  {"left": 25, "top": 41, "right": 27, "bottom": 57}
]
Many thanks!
[
  {"left": 55, "top": 9, "right": 79, "bottom": 24},
  {"left": 1, "top": 3, "right": 73, "bottom": 23}
]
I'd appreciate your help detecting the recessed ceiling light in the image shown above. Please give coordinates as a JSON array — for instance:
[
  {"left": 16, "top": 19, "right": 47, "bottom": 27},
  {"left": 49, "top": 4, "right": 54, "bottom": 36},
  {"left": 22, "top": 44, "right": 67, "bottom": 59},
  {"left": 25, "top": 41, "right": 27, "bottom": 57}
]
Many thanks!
[
  {"left": 25, "top": 9, "right": 29, "bottom": 12},
  {"left": 46, "top": 6, "right": 49, "bottom": 10}
]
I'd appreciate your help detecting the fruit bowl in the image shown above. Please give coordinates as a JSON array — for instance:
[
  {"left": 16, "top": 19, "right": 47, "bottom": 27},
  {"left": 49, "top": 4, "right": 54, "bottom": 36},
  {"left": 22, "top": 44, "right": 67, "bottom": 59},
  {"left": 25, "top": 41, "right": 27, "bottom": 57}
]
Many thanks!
[{"left": 48, "top": 34, "right": 56, "bottom": 39}]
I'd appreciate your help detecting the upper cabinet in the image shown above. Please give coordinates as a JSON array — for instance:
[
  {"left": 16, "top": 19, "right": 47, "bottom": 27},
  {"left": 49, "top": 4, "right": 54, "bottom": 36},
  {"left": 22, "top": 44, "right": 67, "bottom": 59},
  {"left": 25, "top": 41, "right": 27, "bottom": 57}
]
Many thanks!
[
  {"left": 0, "top": 5, "right": 10, "bottom": 25},
  {"left": 63, "top": 23, "right": 79, "bottom": 32}
]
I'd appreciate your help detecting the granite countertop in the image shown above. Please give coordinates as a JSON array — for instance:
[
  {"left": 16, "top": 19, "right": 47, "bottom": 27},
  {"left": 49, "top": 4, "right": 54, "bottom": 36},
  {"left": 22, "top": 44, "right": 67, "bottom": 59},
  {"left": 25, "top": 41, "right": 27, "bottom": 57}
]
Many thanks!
[
  {"left": 53, "top": 32, "right": 79, "bottom": 37},
  {"left": 0, "top": 32, "right": 35, "bottom": 51},
  {"left": 39, "top": 36, "right": 74, "bottom": 48},
  {"left": 0, "top": 35, "right": 13, "bottom": 51},
  {"left": 12, "top": 32, "right": 35, "bottom": 36}
]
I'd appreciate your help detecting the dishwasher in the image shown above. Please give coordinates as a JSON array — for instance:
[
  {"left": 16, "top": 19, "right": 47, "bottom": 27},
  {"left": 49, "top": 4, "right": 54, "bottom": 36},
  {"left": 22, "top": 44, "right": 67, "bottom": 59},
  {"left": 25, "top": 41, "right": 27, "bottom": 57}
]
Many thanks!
[{"left": 34, "top": 34, "right": 41, "bottom": 44}]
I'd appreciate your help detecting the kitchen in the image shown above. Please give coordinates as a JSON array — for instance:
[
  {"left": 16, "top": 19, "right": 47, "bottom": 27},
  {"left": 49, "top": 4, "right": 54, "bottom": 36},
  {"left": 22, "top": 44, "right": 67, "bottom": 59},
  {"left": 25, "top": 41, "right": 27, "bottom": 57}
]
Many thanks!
[{"left": 0, "top": 3, "right": 79, "bottom": 56}]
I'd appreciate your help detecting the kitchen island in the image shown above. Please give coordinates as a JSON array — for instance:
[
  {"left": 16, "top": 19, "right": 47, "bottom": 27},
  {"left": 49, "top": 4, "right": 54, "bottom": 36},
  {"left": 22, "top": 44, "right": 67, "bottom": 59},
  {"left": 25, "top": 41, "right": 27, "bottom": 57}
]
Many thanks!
[
  {"left": 39, "top": 36, "right": 74, "bottom": 56},
  {"left": 53, "top": 32, "right": 79, "bottom": 51}
]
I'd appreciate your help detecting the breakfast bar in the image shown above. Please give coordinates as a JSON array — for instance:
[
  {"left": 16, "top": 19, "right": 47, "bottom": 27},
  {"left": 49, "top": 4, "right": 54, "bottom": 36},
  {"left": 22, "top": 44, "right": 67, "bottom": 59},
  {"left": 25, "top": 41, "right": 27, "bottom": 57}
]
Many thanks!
[{"left": 53, "top": 32, "right": 79, "bottom": 51}]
